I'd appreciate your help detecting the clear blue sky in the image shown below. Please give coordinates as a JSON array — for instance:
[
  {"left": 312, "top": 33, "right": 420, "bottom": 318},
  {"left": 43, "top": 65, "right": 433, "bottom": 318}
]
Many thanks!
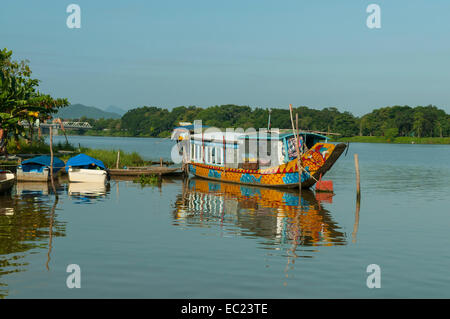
[{"left": 2, "top": 0, "right": 450, "bottom": 115}]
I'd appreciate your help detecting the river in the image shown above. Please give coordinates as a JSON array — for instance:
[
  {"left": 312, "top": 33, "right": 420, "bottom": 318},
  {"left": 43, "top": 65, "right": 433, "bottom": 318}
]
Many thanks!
[{"left": 1, "top": 137, "right": 450, "bottom": 298}]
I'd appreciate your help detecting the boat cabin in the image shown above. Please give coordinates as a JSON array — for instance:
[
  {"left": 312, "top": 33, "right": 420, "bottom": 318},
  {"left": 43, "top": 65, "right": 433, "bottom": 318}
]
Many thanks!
[{"left": 188, "top": 130, "right": 328, "bottom": 170}]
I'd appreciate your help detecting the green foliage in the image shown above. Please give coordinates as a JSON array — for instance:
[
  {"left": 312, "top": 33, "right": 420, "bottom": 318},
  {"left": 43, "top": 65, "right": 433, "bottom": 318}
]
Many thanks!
[
  {"left": 0, "top": 48, "right": 69, "bottom": 154},
  {"left": 384, "top": 127, "right": 399, "bottom": 142},
  {"left": 133, "top": 174, "right": 160, "bottom": 186},
  {"left": 73, "top": 104, "right": 450, "bottom": 140},
  {"left": 332, "top": 136, "right": 450, "bottom": 144}
]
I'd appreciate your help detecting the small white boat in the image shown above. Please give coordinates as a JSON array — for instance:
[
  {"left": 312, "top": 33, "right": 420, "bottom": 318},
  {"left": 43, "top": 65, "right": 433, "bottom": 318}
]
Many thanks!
[
  {"left": 65, "top": 154, "right": 109, "bottom": 184},
  {"left": 0, "top": 170, "right": 15, "bottom": 194},
  {"left": 68, "top": 167, "right": 108, "bottom": 184},
  {"left": 17, "top": 155, "right": 65, "bottom": 182}
]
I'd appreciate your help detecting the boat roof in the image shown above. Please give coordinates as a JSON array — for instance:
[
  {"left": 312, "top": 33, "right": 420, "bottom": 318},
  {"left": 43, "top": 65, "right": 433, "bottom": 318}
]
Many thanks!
[
  {"left": 173, "top": 124, "right": 210, "bottom": 131},
  {"left": 241, "top": 131, "right": 328, "bottom": 140},
  {"left": 65, "top": 154, "right": 106, "bottom": 172},
  {"left": 191, "top": 130, "right": 328, "bottom": 142},
  {"left": 22, "top": 155, "right": 65, "bottom": 168}
]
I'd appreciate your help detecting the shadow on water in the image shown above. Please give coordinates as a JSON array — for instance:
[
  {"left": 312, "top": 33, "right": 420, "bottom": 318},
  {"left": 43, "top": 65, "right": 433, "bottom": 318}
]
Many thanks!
[
  {"left": 173, "top": 178, "right": 348, "bottom": 256},
  {"left": 0, "top": 182, "right": 67, "bottom": 298}
]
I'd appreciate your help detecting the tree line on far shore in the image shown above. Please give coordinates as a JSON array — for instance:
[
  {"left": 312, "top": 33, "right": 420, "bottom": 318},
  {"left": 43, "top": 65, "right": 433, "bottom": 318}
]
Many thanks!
[
  {"left": 72, "top": 104, "right": 450, "bottom": 139},
  {"left": 2, "top": 48, "right": 449, "bottom": 143}
]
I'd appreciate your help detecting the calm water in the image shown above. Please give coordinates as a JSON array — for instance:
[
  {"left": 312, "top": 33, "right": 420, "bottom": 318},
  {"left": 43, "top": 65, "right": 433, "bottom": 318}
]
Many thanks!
[{"left": 1, "top": 138, "right": 450, "bottom": 298}]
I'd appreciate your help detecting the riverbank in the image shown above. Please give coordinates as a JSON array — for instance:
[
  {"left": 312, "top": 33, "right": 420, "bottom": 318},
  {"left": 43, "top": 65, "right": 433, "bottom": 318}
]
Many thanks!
[
  {"left": 3, "top": 139, "right": 166, "bottom": 168},
  {"left": 331, "top": 136, "right": 450, "bottom": 144}
]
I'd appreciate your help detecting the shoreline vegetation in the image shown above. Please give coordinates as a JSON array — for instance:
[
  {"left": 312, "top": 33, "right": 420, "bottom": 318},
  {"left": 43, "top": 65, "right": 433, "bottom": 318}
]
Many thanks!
[
  {"left": 56, "top": 131, "right": 450, "bottom": 145},
  {"left": 66, "top": 104, "right": 450, "bottom": 143},
  {"left": 331, "top": 136, "right": 450, "bottom": 144},
  {"left": 1, "top": 139, "right": 154, "bottom": 169}
]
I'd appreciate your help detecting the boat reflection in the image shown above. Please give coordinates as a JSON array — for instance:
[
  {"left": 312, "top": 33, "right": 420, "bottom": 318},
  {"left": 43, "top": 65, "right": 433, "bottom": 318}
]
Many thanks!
[
  {"left": 173, "top": 178, "right": 346, "bottom": 250},
  {"left": 16, "top": 181, "right": 51, "bottom": 196},
  {"left": 0, "top": 192, "right": 66, "bottom": 298},
  {"left": 68, "top": 182, "right": 110, "bottom": 204}
]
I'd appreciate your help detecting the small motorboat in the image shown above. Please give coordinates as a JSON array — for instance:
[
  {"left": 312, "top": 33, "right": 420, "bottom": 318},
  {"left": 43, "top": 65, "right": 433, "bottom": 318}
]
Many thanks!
[
  {"left": 66, "top": 154, "right": 109, "bottom": 184},
  {"left": 0, "top": 170, "right": 15, "bottom": 194},
  {"left": 17, "top": 155, "right": 65, "bottom": 182}
]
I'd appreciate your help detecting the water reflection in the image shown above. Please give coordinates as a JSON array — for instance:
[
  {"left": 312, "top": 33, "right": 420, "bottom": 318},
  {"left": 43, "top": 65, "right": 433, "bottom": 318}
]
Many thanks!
[
  {"left": 16, "top": 181, "right": 50, "bottom": 197},
  {"left": 68, "top": 182, "right": 110, "bottom": 204},
  {"left": 0, "top": 185, "right": 66, "bottom": 298},
  {"left": 173, "top": 178, "right": 346, "bottom": 251}
]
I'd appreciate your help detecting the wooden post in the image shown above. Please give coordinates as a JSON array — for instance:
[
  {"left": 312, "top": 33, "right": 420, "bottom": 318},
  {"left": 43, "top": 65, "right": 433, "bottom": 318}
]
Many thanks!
[
  {"left": 354, "top": 153, "right": 361, "bottom": 201},
  {"left": 296, "top": 113, "right": 302, "bottom": 193},
  {"left": 160, "top": 157, "right": 163, "bottom": 167},
  {"left": 116, "top": 151, "right": 120, "bottom": 169},
  {"left": 352, "top": 196, "right": 360, "bottom": 243}
]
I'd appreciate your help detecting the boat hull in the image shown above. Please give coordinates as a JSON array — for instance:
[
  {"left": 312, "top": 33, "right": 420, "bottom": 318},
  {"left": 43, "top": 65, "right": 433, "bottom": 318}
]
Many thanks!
[
  {"left": 68, "top": 168, "right": 108, "bottom": 184},
  {"left": 0, "top": 172, "right": 15, "bottom": 194},
  {"left": 188, "top": 143, "right": 346, "bottom": 188},
  {"left": 16, "top": 168, "right": 50, "bottom": 182}
]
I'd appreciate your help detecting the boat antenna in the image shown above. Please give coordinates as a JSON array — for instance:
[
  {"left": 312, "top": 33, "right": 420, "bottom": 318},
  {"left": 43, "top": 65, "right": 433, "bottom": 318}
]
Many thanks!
[{"left": 267, "top": 108, "right": 272, "bottom": 131}]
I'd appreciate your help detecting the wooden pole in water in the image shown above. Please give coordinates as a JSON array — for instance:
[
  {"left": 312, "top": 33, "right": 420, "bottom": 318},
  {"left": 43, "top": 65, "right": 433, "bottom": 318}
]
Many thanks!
[
  {"left": 160, "top": 157, "right": 163, "bottom": 167},
  {"left": 352, "top": 196, "right": 360, "bottom": 243},
  {"left": 116, "top": 151, "right": 120, "bottom": 169},
  {"left": 354, "top": 153, "right": 361, "bottom": 201}
]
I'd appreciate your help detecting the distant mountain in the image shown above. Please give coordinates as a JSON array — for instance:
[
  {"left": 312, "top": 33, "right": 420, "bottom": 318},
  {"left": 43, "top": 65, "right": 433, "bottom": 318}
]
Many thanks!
[
  {"left": 104, "top": 105, "right": 126, "bottom": 116},
  {"left": 57, "top": 104, "right": 121, "bottom": 120}
]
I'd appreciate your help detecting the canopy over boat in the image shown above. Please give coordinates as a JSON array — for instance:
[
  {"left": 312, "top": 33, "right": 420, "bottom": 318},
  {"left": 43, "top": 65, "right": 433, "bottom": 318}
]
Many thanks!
[
  {"left": 171, "top": 124, "right": 210, "bottom": 141},
  {"left": 65, "top": 154, "right": 106, "bottom": 172},
  {"left": 21, "top": 155, "right": 65, "bottom": 173}
]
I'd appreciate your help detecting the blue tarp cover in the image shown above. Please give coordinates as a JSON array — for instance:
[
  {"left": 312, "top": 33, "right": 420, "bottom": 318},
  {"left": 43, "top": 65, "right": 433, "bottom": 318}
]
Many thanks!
[
  {"left": 65, "top": 154, "right": 106, "bottom": 172},
  {"left": 21, "top": 155, "right": 65, "bottom": 173}
]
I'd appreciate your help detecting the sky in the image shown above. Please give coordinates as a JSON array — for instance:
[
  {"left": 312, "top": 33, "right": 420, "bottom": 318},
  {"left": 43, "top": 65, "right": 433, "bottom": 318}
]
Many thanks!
[{"left": 1, "top": 0, "right": 450, "bottom": 116}]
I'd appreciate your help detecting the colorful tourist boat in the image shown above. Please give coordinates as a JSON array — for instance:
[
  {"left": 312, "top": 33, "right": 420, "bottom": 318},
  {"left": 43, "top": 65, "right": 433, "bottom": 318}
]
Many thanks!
[
  {"left": 179, "top": 129, "right": 346, "bottom": 188},
  {"left": 66, "top": 154, "right": 109, "bottom": 184},
  {"left": 17, "top": 155, "right": 65, "bottom": 182}
]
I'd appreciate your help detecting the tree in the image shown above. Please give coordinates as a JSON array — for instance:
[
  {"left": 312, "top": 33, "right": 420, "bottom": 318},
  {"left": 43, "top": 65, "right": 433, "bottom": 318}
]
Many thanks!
[{"left": 0, "top": 48, "right": 68, "bottom": 154}]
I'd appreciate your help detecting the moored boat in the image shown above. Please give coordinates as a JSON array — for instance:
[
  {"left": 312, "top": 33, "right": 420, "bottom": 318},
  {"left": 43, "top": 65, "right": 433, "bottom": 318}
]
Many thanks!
[
  {"left": 66, "top": 154, "right": 109, "bottom": 183},
  {"left": 180, "top": 129, "right": 346, "bottom": 188},
  {"left": 17, "top": 155, "right": 65, "bottom": 182},
  {"left": 0, "top": 170, "right": 15, "bottom": 194}
]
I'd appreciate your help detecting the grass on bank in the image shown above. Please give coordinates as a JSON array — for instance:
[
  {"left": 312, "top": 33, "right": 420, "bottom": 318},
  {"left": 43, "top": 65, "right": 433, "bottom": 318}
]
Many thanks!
[
  {"left": 4, "top": 139, "right": 147, "bottom": 168},
  {"left": 331, "top": 136, "right": 450, "bottom": 144}
]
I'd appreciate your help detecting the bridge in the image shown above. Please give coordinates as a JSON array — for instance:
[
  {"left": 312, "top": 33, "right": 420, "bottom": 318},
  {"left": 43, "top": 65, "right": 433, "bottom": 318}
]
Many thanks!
[{"left": 19, "top": 121, "right": 93, "bottom": 129}]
